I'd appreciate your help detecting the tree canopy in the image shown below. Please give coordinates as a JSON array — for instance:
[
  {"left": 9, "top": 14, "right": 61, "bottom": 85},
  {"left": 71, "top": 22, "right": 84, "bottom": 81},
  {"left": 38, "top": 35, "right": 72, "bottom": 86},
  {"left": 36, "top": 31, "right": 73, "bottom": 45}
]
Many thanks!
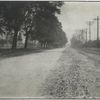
[{"left": 0, "top": 1, "right": 67, "bottom": 49}]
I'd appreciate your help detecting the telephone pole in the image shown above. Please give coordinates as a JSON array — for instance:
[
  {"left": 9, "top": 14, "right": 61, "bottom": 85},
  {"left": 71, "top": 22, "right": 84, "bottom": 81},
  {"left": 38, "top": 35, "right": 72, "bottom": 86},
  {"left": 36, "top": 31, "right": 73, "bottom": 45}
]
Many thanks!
[
  {"left": 97, "top": 16, "right": 99, "bottom": 41},
  {"left": 94, "top": 16, "right": 100, "bottom": 41},
  {"left": 93, "top": 16, "right": 100, "bottom": 47},
  {"left": 85, "top": 29, "right": 88, "bottom": 42},
  {"left": 87, "top": 20, "right": 95, "bottom": 41},
  {"left": 87, "top": 21, "right": 93, "bottom": 41}
]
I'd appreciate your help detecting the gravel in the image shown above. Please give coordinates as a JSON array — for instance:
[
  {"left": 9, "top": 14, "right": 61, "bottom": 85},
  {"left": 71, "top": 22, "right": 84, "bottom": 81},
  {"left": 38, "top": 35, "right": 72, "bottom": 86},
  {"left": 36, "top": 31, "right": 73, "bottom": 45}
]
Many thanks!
[{"left": 41, "top": 47, "right": 100, "bottom": 98}]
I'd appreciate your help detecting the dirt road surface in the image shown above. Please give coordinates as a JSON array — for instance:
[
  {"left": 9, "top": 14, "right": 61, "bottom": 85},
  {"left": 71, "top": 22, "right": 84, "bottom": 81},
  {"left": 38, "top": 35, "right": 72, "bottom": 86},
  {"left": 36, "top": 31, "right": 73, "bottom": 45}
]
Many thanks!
[
  {"left": 41, "top": 46, "right": 100, "bottom": 98},
  {"left": 0, "top": 46, "right": 100, "bottom": 98},
  {"left": 0, "top": 48, "right": 65, "bottom": 97}
]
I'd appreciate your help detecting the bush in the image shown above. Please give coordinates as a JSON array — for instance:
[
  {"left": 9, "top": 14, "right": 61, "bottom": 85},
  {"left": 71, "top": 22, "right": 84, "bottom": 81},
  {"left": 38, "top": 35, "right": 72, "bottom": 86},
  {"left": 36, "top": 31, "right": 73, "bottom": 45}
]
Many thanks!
[{"left": 83, "top": 40, "right": 100, "bottom": 48}]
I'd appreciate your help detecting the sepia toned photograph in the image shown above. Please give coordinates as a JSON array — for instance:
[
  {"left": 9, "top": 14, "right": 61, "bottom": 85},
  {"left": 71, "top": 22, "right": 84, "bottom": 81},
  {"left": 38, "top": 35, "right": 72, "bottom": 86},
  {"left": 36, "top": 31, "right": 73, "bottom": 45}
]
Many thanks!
[{"left": 0, "top": 1, "right": 100, "bottom": 99}]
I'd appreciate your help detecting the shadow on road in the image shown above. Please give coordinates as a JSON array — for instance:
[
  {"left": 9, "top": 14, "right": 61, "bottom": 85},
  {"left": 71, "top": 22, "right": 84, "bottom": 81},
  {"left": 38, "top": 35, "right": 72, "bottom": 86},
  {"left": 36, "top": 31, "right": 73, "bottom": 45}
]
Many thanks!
[
  {"left": 0, "top": 47, "right": 64, "bottom": 60},
  {"left": 0, "top": 48, "right": 44, "bottom": 60}
]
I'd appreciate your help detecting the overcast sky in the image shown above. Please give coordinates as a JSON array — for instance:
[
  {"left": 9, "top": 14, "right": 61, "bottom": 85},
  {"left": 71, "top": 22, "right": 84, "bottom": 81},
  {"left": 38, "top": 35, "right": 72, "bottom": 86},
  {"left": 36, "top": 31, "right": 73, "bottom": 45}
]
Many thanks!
[{"left": 57, "top": 2, "right": 100, "bottom": 42}]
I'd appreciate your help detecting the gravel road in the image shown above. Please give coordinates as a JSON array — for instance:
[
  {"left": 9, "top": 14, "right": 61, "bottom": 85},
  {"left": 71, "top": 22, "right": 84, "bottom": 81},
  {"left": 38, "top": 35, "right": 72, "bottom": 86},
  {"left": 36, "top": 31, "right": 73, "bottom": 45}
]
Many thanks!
[
  {"left": 0, "top": 48, "right": 65, "bottom": 97},
  {"left": 0, "top": 46, "right": 100, "bottom": 98},
  {"left": 41, "top": 46, "right": 100, "bottom": 98}
]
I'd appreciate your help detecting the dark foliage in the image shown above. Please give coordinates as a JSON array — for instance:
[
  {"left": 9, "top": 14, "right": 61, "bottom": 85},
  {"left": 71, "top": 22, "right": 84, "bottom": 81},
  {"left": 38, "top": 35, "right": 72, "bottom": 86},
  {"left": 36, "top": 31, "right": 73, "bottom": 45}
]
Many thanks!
[
  {"left": 0, "top": 1, "right": 67, "bottom": 49},
  {"left": 83, "top": 40, "right": 100, "bottom": 48}
]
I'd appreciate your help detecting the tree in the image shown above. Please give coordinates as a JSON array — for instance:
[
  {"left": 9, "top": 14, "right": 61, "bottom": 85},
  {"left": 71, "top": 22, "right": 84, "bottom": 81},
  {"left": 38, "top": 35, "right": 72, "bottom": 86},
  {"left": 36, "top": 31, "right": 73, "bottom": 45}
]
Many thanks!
[
  {"left": 71, "top": 34, "right": 83, "bottom": 48},
  {"left": 30, "top": 1, "right": 67, "bottom": 48},
  {"left": 0, "top": 2, "right": 27, "bottom": 49},
  {"left": 0, "top": 1, "right": 67, "bottom": 49},
  {"left": 23, "top": 4, "right": 35, "bottom": 49},
  {"left": 23, "top": 1, "right": 64, "bottom": 48}
]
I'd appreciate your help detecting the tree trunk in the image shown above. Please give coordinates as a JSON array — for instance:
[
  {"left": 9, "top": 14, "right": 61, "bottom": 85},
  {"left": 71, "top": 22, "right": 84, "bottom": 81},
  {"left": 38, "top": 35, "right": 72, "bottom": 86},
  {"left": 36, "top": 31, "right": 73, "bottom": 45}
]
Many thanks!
[
  {"left": 12, "top": 30, "right": 18, "bottom": 49},
  {"left": 24, "top": 32, "right": 29, "bottom": 49}
]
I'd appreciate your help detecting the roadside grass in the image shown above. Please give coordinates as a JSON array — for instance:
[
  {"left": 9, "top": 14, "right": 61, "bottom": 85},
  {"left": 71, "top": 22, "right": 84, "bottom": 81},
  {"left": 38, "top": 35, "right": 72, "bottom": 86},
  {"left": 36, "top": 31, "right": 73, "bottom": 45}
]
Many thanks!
[
  {"left": 78, "top": 47, "right": 100, "bottom": 55},
  {"left": 0, "top": 48, "right": 44, "bottom": 60},
  {"left": 0, "top": 47, "right": 63, "bottom": 60}
]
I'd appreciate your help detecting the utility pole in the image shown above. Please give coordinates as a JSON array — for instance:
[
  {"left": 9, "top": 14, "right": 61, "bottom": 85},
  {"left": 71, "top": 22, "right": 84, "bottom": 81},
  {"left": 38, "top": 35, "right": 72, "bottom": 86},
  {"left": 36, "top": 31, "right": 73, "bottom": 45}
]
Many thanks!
[
  {"left": 81, "top": 29, "right": 85, "bottom": 40},
  {"left": 93, "top": 16, "right": 100, "bottom": 47},
  {"left": 89, "top": 22, "right": 91, "bottom": 41},
  {"left": 87, "top": 21, "right": 93, "bottom": 41},
  {"left": 85, "top": 29, "right": 88, "bottom": 42},
  {"left": 94, "top": 16, "right": 100, "bottom": 41}
]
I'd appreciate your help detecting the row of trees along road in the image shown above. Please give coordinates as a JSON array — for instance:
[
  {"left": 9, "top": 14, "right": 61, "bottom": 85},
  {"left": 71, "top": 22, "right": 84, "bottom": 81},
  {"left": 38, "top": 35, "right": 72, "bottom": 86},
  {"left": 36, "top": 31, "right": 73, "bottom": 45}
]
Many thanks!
[{"left": 0, "top": 1, "right": 67, "bottom": 49}]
